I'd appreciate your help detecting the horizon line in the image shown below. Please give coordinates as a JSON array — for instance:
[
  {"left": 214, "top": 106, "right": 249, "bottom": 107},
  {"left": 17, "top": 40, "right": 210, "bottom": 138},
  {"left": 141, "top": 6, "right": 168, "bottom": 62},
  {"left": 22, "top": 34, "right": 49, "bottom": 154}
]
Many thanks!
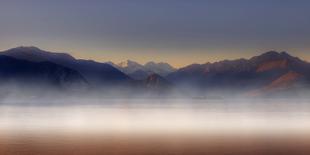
[{"left": 0, "top": 46, "right": 308, "bottom": 69}]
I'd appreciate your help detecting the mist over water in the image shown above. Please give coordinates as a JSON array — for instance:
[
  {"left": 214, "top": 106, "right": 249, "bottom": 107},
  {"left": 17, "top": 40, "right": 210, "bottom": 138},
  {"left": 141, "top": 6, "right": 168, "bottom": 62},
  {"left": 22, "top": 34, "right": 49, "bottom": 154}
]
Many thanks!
[
  {"left": 1, "top": 98, "right": 310, "bottom": 135},
  {"left": 1, "top": 89, "right": 310, "bottom": 155}
]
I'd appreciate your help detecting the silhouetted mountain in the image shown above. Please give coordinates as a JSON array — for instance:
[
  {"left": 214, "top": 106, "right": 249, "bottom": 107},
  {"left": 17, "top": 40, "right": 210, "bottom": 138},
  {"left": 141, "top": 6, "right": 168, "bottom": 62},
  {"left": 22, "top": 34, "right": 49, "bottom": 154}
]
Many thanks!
[
  {"left": 167, "top": 51, "right": 310, "bottom": 96},
  {"left": 145, "top": 74, "right": 172, "bottom": 88},
  {"left": 1, "top": 46, "right": 75, "bottom": 63},
  {"left": 0, "top": 46, "right": 131, "bottom": 87},
  {"left": 143, "top": 74, "right": 173, "bottom": 95},
  {"left": 128, "top": 70, "right": 150, "bottom": 80},
  {"left": 1, "top": 47, "right": 310, "bottom": 98},
  {"left": 0, "top": 55, "right": 87, "bottom": 90},
  {"left": 108, "top": 60, "right": 176, "bottom": 80}
]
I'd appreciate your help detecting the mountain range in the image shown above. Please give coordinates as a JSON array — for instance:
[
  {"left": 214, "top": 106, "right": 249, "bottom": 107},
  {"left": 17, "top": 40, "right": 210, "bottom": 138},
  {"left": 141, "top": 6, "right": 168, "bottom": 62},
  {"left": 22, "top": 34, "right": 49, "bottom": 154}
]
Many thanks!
[
  {"left": 0, "top": 46, "right": 131, "bottom": 88},
  {"left": 167, "top": 51, "right": 310, "bottom": 97},
  {"left": 0, "top": 46, "right": 309, "bottom": 98},
  {"left": 107, "top": 60, "right": 176, "bottom": 80}
]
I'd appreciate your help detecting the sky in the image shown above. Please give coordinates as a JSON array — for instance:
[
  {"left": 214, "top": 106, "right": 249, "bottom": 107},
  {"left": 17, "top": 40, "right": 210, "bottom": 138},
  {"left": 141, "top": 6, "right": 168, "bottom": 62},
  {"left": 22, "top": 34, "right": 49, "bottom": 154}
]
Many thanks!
[{"left": 1, "top": 0, "right": 310, "bottom": 67}]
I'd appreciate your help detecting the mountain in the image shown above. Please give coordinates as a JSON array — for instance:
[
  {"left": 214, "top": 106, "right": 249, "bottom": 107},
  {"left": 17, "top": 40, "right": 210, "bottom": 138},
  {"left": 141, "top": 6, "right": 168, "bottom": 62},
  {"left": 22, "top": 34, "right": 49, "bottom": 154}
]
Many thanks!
[
  {"left": 144, "top": 61, "right": 176, "bottom": 76},
  {"left": 117, "top": 60, "right": 145, "bottom": 73},
  {"left": 248, "top": 71, "right": 308, "bottom": 97},
  {"left": 1, "top": 47, "right": 309, "bottom": 98},
  {"left": 0, "top": 46, "right": 131, "bottom": 87},
  {"left": 167, "top": 51, "right": 310, "bottom": 96},
  {"left": 143, "top": 74, "right": 174, "bottom": 95},
  {"left": 0, "top": 46, "right": 75, "bottom": 62},
  {"left": 108, "top": 60, "right": 176, "bottom": 80},
  {"left": 0, "top": 55, "right": 87, "bottom": 90},
  {"left": 107, "top": 60, "right": 152, "bottom": 80},
  {"left": 144, "top": 74, "right": 173, "bottom": 89},
  {"left": 128, "top": 70, "right": 151, "bottom": 80}
]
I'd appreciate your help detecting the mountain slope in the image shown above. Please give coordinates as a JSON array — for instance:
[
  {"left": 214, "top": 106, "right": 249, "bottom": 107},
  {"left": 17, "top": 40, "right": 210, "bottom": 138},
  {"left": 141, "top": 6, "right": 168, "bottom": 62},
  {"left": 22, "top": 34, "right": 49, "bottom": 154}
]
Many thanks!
[
  {"left": 1, "top": 47, "right": 309, "bottom": 97},
  {"left": 0, "top": 55, "right": 87, "bottom": 89},
  {"left": 108, "top": 60, "right": 176, "bottom": 80},
  {"left": 144, "top": 74, "right": 172, "bottom": 89},
  {"left": 142, "top": 74, "right": 174, "bottom": 95},
  {"left": 167, "top": 51, "right": 310, "bottom": 95},
  {"left": 128, "top": 70, "right": 150, "bottom": 80},
  {"left": 0, "top": 46, "right": 131, "bottom": 87},
  {"left": 144, "top": 61, "right": 176, "bottom": 76},
  {"left": 266, "top": 71, "right": 303, "bottom": 90}
]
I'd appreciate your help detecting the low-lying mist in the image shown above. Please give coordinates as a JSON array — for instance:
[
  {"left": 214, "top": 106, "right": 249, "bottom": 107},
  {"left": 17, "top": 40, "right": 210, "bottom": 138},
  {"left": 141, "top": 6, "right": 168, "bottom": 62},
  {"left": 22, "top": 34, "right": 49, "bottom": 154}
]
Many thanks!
[
  {"left": 0, "top": 103, "right": 310, "bottom": 134},
  {"left": 0, "top": 83, "right": 310, "bottom": 135},
  {"left": 1, "top": 82, "right": 310, "bottom": 104}
]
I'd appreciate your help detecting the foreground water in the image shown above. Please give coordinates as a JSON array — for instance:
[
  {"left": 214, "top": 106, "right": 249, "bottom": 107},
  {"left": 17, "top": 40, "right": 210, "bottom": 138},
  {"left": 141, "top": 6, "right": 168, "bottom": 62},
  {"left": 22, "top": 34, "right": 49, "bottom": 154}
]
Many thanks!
[
  {"left": 1, "top": 99, "right": 310, "bottom": 133},
  {"left": 0, "top": 99, "right": 310, "bottom": 154}
]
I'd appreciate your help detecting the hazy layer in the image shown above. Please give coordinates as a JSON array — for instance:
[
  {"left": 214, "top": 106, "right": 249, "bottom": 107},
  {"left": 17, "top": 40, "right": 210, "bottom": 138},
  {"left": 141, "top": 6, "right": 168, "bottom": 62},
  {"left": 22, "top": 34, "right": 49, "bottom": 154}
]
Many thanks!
[{"left": 0, "top": 99, "right": 310, "bottom": 134}]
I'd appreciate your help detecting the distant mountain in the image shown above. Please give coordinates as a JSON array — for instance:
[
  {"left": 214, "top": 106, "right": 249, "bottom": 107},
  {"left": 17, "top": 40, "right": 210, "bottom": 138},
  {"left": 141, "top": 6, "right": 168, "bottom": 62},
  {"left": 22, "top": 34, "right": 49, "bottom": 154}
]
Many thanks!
[
  {"left": 128, "top": 70, "right": 151, "bottom": 80},
  {"left": 144, "top": 74, "right": 172, "bottom": 89},
  {"left": 1, "top": 46, "right": 310, "bottom": 98},
  {"left": 108, "top": 60, "right": 176, "bottom": 80},
  {"left": 107, "top": 60, "right": 152, "bottom": 80},
  {"left": 0, "top": 46, "right": 131, "bottom": 87},
  {"left": 167, "top": 51, "right": 310, "bottom": 96},
  {"left": 0, "top": 46, "right": 75, "bottom": 62},
  {"left": 144, "top": 61, "right": 176, "bottom": 76},
  {"left": 0, "top": 55, "right": 87, "bottom": 90},
  {"left": 143, "top": 74, "right": 174, "bottom": 95},
  {"left": 249, "top": 71, "right": 308, "bottom": 97},
  {"left": 117, "top": 60, "right": 145, "bottom": 73}
]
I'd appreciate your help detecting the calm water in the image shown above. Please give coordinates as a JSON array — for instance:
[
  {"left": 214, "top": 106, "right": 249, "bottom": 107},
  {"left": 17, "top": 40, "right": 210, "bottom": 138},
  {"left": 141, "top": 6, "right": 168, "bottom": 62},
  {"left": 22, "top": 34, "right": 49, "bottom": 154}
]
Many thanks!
[
  {"left": 0, "top": 99, "right": 310, "bottom": 155},
  {"left": 0, "top": 99, "right": 310, "bottom": 133}
]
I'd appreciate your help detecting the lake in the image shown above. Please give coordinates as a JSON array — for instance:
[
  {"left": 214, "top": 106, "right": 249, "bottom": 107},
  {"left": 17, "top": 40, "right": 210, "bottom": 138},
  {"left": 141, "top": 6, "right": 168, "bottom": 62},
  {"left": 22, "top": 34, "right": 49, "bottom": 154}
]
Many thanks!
[{"left": 0, "top": 99, "right": 310, "bottom": 155}]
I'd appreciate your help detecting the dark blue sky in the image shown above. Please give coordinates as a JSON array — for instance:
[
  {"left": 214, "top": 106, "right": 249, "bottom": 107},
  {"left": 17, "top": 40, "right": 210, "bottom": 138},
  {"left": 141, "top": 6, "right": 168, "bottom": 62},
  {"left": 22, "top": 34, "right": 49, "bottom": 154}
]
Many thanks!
[{"left": 1, "top": 0, "right": 310, "bottom": 67}]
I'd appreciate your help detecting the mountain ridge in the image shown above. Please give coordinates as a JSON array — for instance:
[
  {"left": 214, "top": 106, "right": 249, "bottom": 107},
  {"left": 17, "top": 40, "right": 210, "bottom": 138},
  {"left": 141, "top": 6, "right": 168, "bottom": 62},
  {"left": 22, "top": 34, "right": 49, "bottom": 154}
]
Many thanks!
[
  {"left": 0, "top": 46, "right": 132, "bottom": 88},
  {"left": 0, "top": 55, "right": 88, "bottom": 92},
  {"left": 167, "top": 51, "right": 310, "bottom": 97},
  {"left": 107, "top": 60, "right": 176, "bottom": 80},
  {"left": 1, "top": 46, "right": 309, "bottom": 97}
]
